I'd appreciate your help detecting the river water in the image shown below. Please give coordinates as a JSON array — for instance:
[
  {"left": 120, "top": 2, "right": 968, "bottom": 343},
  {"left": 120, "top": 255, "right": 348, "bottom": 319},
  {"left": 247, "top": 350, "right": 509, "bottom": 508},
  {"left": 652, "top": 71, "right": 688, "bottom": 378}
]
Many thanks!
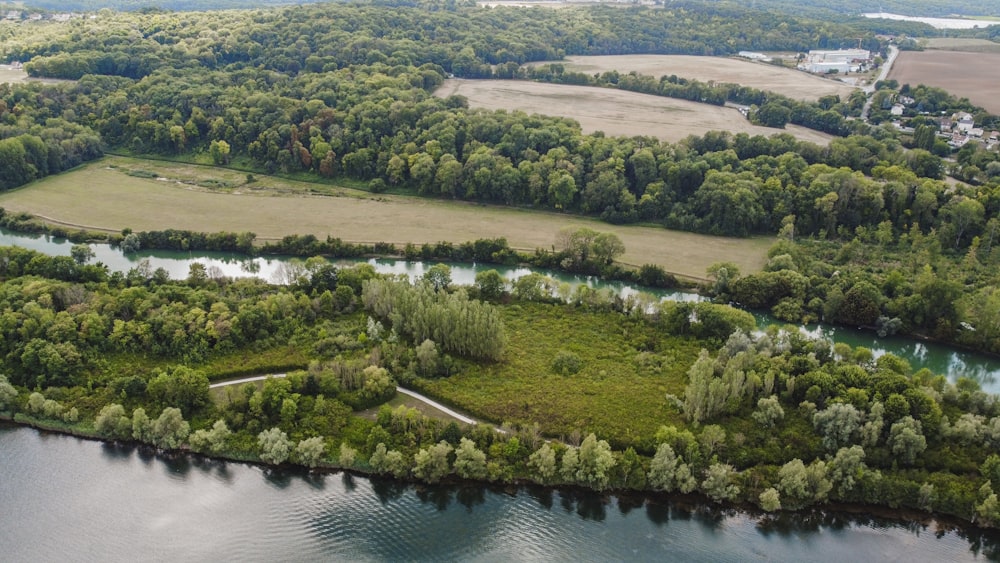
[
  {"left": 2, "top": 424, "right": 997, "bottom": 562},
  {"left": 3, "top": 227, "right": 997, "bottom": 393},
  {"left": 862, "top": 12, "right": 998, "bottom": 30}
]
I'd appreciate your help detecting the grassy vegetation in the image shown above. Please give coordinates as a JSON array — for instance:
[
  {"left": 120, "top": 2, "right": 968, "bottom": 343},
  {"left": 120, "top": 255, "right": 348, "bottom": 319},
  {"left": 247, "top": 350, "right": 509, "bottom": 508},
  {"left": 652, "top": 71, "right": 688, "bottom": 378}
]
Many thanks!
[
  {"left": 0, "top": 156, "right": 773, "bottom": 279},
  {"left": 412, "top": 301, "right": 703, "bottom": 450}
]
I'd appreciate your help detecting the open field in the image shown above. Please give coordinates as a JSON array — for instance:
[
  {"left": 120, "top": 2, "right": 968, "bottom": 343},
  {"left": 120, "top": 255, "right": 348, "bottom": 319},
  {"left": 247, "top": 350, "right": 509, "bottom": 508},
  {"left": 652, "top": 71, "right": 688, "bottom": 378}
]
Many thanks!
[
  {"left": 887, "top": 51, "right": 1000, "bottom": 114},
  {"left": 435, "top": 79, "right": 834, "bottom": 145},
  {"left": 0, "top": 156, "right": 773, "bottom": 279},
  {"left": 538, "top": 55, "right": 857, "bottom": 101},
  {"left": 923, "top": 38, "right": 1000, "bottom": 53},
  {"left": 415, "top": 302, "right": 698, "bottom": 448},
  {"left": 0, "top": 66, "right": 27, "bottom": 85},
  {"left": 0, "top": 65, "right": 74, "bottom": 85}
]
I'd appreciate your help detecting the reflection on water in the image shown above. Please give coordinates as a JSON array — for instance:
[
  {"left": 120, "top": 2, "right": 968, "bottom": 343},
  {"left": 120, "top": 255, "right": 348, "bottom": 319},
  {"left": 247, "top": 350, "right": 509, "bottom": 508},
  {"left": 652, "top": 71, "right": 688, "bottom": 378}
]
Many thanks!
[{"left": 2, "top": 425, "right": 1000, "bottom": 562}]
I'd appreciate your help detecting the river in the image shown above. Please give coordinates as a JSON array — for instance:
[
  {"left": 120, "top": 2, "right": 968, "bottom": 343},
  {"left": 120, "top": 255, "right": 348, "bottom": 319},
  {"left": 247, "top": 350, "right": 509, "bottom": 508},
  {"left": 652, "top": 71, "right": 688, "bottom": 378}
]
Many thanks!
[
  {"left": 2, "top": 424, "right": 997, "bottom": 562},
  {"left": 862, "top": 12, "right": 999, "bottom": 30},
  {"left": 3, "top": 227, "right": 997, "bottom": 393}
]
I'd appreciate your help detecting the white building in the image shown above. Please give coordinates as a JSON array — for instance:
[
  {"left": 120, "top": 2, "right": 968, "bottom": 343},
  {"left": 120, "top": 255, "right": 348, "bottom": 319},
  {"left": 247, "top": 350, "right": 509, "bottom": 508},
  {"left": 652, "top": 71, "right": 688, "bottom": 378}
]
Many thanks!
[
  {"left": 738, "top": 51, "right": 772, "bottom": 62},
  {"left": 799, "top": 49, "right": 871, "bottom": 74},
  {"left": 955, "top": 112, "right": 975, "bottom": 132}
]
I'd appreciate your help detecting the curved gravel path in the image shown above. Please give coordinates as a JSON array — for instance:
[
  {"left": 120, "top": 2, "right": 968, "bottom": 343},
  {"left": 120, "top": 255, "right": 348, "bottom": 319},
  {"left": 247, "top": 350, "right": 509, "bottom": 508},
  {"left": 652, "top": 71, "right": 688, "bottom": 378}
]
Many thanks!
[{"left": 210, "top": 373, "right": 483, "bottom": 426}]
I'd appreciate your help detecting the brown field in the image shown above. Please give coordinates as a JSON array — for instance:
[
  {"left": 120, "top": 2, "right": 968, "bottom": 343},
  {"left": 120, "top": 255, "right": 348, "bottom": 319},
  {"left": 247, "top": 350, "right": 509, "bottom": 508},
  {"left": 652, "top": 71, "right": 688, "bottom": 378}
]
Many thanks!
[
  {"left": 436, "top": 79, "right": 834, "bottom": 145},
  {"left": 0, "top": 157, "right": 773, "bottom": 279},
  {"left": 888, "top": 51, "right": 1000, "bottom": 114},
  {"left": 923, "top": 38, "right": 1000, "bottom": 53},
  {"left": 532, "top": 55, "right": 858, "bottom": 101},
  {"left": 0, "top": 66, "right": 27, "bottom": 85},
  {"left": 0, "top": 65, "right": 75, "bottom": 86}
]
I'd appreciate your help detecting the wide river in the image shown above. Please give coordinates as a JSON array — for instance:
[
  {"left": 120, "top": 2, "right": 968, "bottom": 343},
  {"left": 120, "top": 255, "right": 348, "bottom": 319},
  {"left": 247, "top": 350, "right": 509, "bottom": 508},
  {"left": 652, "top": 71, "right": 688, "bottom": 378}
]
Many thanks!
[{"left": 3, "top": 423, "right": 998, "bottom": 562}]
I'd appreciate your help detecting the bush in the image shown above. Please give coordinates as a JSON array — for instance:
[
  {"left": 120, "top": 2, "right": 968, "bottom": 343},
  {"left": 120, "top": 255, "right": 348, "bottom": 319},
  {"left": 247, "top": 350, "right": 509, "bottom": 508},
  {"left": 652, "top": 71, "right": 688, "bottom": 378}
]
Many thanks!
[{"left": 551, "top": 350, "right": 582, "bottom": 375}]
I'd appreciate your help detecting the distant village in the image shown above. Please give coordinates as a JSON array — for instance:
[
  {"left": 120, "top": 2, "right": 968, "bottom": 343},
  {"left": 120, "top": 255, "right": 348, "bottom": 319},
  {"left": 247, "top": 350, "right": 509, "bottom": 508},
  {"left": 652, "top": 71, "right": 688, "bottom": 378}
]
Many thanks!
[
  {"left": 893, "top": 107, "right": 999, "bottom": 151},
  {"left": 3, "top": 10, "right": 83, "bottom": 23}
]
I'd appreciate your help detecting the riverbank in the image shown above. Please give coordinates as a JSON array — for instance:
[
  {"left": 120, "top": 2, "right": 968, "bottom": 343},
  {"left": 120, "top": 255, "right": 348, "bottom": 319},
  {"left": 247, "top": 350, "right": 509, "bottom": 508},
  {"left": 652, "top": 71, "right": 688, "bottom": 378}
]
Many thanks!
[
  {"left": 8, "top": 424, "right": 996, "bottom": 562},
  {"left": 2, "top": 225, "right": 1000, "bottom": 532},
  {"left": 2, "top": 414, "right": 994, "bottom": 543}
]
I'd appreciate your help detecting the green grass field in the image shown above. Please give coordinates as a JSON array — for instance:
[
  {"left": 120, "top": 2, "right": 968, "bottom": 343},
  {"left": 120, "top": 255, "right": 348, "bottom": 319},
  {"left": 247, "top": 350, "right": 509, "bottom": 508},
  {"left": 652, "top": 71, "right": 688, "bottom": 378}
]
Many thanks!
[
  {"left": 0, "top": 156, "right": 773, "bottom": 279},
  {"left": 412, "top": 302, "right": 703, "bottom": 450}
]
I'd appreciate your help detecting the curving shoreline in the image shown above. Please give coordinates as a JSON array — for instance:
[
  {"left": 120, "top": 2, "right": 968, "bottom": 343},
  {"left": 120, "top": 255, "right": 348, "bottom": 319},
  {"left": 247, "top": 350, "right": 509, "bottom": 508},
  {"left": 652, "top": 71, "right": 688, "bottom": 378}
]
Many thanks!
[{"left": 1, "top": 413, "right": 992, "bottom": 534}]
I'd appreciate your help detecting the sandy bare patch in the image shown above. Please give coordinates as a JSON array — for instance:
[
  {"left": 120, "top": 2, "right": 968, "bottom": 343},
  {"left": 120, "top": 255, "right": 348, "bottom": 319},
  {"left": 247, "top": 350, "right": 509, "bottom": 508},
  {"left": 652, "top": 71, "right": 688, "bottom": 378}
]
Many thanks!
[{"left": 436, "top": 79, "right": 834, "bottom": 145}]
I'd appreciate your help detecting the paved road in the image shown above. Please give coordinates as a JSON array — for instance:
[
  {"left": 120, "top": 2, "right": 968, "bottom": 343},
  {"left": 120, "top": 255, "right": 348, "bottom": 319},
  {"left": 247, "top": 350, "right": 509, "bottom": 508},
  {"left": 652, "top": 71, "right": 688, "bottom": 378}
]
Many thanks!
[
  {"left": 210, "top": 373, "right": 483, "bottom": 426},
  {"left": 861, "top": 46, "right": 899, "bottom": 120}
]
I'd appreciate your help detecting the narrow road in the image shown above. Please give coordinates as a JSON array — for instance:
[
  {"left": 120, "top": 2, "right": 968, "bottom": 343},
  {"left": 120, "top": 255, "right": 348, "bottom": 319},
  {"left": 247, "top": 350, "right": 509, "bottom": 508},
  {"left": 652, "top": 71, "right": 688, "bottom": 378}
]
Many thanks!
[
  {"left": 861, "top": 45, "right": 899, "bottom": 120},
  {"left": 209, "top": 373, "right": 485, "bottom": 427},
  {"left": 208, "top": 373, "right": 287, "bottom": 388}
]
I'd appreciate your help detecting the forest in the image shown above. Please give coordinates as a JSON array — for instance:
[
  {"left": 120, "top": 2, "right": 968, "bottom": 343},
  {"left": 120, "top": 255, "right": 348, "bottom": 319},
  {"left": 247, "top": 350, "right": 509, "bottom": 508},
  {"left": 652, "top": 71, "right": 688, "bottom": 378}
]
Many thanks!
[
  {"left": 0, "top": 0, "right": 999, "bottom": 530},
  {"left": 0, "top": 1, "right": 998, "bottom": 348}
]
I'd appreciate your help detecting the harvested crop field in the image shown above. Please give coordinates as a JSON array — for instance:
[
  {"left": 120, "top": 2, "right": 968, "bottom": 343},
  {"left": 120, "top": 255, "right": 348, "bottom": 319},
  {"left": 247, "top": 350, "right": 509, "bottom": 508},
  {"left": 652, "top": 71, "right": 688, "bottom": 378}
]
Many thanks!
[
  {"left": 531, "top": 55, "right": 857, "bottom": 101},
  {"left": 435, "top": 79, "right": 834, "bottom": 145},
  {"left": 924, "top": 38, "right": 1000, "bottom": 53},
  {"left": 0, "top": 157, "right": 773, "bottom": 280},
  {"left": 0, "top": 66, "right": 27, "bottom": 85},
  {"left": 887, "top": 51, "right": 1000, "bottom": 113},
  {"left": 0, "top": 66, "right": 74, "bottom": 86}
]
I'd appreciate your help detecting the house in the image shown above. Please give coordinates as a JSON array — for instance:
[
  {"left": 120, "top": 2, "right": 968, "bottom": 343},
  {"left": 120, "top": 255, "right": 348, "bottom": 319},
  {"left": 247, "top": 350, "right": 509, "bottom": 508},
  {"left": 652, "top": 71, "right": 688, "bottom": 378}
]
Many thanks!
[
  {"left": 955, "top": 112, "right": 975, "bottom": 132},
  {"left": 950, "top": 131, "right": 970, "bottom": 148},
  {"left": 939, "top": 118, "right": 953, "bottom": 132},
  {"left": 970, "top": 128, "right": 985, "bottom": 138},
  {"left": 890, "top": 104, "right": 905, "bottom": 116}
]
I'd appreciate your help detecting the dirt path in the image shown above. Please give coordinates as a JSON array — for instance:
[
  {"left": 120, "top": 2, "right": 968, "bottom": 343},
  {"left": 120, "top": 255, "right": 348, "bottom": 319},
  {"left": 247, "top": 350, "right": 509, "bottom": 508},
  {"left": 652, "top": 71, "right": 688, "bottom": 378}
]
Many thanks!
[{"left": 209, "top": 374, "right": 483, "bottom": 426}]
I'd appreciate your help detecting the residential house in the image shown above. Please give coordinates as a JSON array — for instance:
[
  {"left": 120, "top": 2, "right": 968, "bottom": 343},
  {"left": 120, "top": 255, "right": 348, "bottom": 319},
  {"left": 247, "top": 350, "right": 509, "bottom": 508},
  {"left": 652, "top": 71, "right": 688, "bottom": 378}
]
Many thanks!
[{"left": 955, "top": 112, "right": 975, "bottom": 132}]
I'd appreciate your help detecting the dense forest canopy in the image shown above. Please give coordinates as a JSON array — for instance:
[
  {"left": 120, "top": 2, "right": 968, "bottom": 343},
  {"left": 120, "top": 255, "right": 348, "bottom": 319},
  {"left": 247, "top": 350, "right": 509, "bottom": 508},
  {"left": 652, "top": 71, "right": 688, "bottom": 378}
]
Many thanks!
[
  {"left": 0, "top": 0, "right": 998, "bottom": 353},
  {"left": 7, "top": 0, "right": 1000, "bottom": 18},
  {"left": 1, "top": 0, "right": 1000, "bottom": 533},
  {"left": 3, "top": 0, "right": 325, "bottom": 11}
]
